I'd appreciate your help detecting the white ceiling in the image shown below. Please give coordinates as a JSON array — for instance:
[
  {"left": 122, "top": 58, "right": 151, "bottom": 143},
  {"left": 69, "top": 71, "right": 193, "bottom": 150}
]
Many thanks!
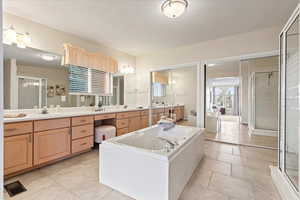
[{"left": 4, "top": 0, "right": 298, "bottom": 55}]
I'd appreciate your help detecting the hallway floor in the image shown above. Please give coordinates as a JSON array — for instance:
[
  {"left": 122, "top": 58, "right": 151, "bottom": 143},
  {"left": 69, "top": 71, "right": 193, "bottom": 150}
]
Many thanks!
[
  {"left": 4, "top": 141, "right": 280, "bottom": 200},
  {"left": 204, "top": 116, "right": 278, "bottom": 148}
]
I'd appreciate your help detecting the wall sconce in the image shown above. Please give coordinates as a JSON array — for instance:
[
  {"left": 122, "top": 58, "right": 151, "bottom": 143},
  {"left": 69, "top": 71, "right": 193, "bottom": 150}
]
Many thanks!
[
  {"left": 119, "top": 64, "right": 135, "bottom": 74},
  {"left": 3, "top": 25, "right": 31, "bottom": 48}
]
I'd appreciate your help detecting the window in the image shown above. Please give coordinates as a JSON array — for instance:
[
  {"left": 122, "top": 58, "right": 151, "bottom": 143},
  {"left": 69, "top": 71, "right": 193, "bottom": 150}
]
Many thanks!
[
  {"left": 69, "top": 65, "right": 113, "bottom": 96},
  {"left": 153, "top": 83, "right": 166, "bottom": 97}
]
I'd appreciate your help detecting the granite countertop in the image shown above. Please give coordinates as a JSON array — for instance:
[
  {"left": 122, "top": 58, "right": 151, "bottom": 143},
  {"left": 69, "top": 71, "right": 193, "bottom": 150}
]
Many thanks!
[{"left": 4, "top": 104, "right": 184, "bottom": 123}]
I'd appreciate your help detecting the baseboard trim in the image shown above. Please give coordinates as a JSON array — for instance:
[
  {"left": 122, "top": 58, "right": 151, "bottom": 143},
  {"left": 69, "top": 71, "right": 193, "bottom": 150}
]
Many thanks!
[
  {"left": 270, "top": 166, "right": 299, "bottom": 200},
  {"left": 251, "top": 128, "right": 278, "bottom": 137}
]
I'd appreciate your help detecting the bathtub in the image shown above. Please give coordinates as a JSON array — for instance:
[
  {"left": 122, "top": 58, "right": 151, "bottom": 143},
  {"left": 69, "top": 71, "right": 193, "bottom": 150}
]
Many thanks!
[{"left": 100, "top": 125, "right": 204, "bottom": 200}]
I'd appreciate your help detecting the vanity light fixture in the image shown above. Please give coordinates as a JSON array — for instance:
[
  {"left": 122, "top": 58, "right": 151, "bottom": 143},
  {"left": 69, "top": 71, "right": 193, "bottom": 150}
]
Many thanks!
[
  {"left": 3, "top": 25, "right": 31, "bottom": 48},
  {"left": 3, "top": 25, "right": 17, "bottom": 45},
  {"left": 161, "top": 0, "right": 188, "bottom": 18},
  {"left": 40, "top": 54, "right": 57, "bottom": 61},
  {"left": 207, "top": 63, "right": 217, "bottom": 67},
  {"left": 119, "top": 64, "right": 135, "bottom": 74}
]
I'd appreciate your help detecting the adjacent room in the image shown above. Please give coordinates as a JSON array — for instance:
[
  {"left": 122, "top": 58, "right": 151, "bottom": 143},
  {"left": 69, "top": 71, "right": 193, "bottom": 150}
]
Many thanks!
[
  {"left": 205, "top": 56, "right": 279, "bottom": 149},
  {"left": 1, "top": 0, "right": 300, "bottom": 200}
]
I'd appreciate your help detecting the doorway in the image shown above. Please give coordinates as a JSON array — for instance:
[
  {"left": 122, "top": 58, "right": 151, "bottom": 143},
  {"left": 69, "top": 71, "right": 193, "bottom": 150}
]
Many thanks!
[{"left": 204, "top": 56, "right": 279, "bottom": 149}]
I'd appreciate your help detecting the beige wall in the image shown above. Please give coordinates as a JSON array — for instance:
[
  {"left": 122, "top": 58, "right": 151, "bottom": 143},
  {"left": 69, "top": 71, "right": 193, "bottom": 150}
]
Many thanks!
[
  {"left": 131, "top": 26, "right": 282, "bottom": 106},
  {"left": 207, "top": 62, "right": 240, "bottom": 79},
  {"left": 3, "top": 13, "right": 136, "bottom": 68}
]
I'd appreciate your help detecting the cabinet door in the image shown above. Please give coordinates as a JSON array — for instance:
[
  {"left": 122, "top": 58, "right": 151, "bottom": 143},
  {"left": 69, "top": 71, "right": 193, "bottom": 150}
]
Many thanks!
[
  {"left": 4, "top": 134, "right": 33, "bottom": 175},
  {"left": 34, "top": 128, "right": 71, "bottom": 165},
  {"left": 128, "top": 116, "right": 141, "bottom": 132},
  {"left": 141, "top": 116, "right": 149, "bottom": 129},
  {"left": 175, "top": 108, "right": 181, "bottom": 121},
  {"left": 152, "top": 114, "right": 159, "bottom": 125}
]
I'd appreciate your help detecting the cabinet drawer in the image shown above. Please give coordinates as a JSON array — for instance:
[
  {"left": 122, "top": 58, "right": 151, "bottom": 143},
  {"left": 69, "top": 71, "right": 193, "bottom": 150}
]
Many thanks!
[
  {"left": 72, "top": 124, "right": 93, "bottom": 140},
  {"left": 141, "top": 110, "right": 149, "bottom": 116},
  {"left": 72, "top": 136, "right": 93, "bottom": 154},
  {"left": 34, "top": 118, "right": 70, "bottom": 132},
  {"left": 156, "top": 108, "right": 165, "bottom": 113},
  {"left": 116, "top": 112, "right": 130, "bottom": 119},
  {"left": 4, "top": 121, "right": 33, "bottom": 137},
  {"left": 72, "top": 116, "right": 94, "bottom": 126},
  {"left": 116, "top": 119, "right": 129, "bottom": 128},
  {"left": 117, "top": 128, "right": 129, "bottom": 136},
  {"left": 127, "top": 111, "right": 141, "bottom": 118},
  {"left": 95, "top": 113, "right": 116, "bottom": 120}
]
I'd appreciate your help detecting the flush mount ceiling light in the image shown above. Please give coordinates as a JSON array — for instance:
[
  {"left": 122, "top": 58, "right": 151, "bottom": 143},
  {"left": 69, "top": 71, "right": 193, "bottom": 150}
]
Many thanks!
[
  {"left": 40, "top": 54, "right": 57, "bottom": 61},
  {"left": 161, "top": 0, "right": 188, "bottom": 18}
]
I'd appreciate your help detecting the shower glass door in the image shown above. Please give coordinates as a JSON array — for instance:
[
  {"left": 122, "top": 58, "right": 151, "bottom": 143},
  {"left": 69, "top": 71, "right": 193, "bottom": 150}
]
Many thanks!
[
  {"left": 284, "top": 14, "right": 299, "bottom": 190},
  {"left": 18, "top": 76, "right": 47, "bottom": 109}
]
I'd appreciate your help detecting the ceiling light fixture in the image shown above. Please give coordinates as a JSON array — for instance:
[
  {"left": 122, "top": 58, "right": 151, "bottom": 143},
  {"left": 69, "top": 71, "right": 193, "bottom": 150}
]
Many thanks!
[
  {"left": 161, "top": 0, "right": 188, "bottom": 19},
  {"left": 40, "top": 54, "right": 57, "bottom": 61}
]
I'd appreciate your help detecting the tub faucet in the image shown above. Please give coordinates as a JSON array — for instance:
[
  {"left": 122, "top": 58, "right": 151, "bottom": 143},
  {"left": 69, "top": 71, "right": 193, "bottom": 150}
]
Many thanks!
[{"left": 158, "top": 137, "right": 178, "bottom": 149}]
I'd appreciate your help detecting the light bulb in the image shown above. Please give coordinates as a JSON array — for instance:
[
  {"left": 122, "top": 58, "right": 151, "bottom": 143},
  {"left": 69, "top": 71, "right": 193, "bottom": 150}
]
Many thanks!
[
  {"left": 23, "top": 32, "right": 31, "bottom": 46},
  {"left": 4, "top": 25, "right": 17, "bottom": 45}
]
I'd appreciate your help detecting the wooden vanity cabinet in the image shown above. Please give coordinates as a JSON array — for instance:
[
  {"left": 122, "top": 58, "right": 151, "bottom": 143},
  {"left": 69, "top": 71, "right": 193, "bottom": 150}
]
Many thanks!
[
  {"left": 34, "top": 118, "right": 71, "bottom": 165},
  {"left": 4, "top": 133, "right": 33, "bottom": 176},
  {"left": 128, "top": 116, "right": 141, "bottom": 132},
  {"left": 140, "top": 110, "right": 149, "bottom": 129},
  {"left": 116, "top": 111, "right": 142, "bottom": 135},
  {"left": 34, "top": 128, "right": 71, "bottom": 165},
  {"left": 4, "top": 122, "right": 33, "bottom": 176},
  {"left": 174, "top": 106, "right": 184, "bottom": 121},
  {"left": 71, "top": 116, "right": 94, "bottom": 154}
]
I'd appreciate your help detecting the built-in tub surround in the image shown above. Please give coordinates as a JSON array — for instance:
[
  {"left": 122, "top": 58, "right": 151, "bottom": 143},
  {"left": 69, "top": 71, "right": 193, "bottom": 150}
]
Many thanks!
[{"left": 100, "top": 125, "right": 204, "bottom": 200}]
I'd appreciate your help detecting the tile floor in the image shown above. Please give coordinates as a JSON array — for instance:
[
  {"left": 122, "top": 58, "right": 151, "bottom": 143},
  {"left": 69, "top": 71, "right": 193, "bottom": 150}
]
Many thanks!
[
  {"left": 4, "top": 141, "right": 280, "bottom": 200},
  {"left": 178, "top": 115, "right": 278, "bottom": 148}
]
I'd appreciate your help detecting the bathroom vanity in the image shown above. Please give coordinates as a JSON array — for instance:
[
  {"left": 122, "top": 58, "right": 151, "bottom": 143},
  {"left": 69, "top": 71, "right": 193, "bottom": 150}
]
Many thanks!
[{"left": 4, "top": 105, "right": 184, "bottom": 177}]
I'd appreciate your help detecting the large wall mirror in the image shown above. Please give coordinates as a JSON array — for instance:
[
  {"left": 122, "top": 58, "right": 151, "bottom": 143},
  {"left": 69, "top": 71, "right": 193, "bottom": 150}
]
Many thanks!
[{"left": 4, "top": 44, "right": 124, "bottom": 110}]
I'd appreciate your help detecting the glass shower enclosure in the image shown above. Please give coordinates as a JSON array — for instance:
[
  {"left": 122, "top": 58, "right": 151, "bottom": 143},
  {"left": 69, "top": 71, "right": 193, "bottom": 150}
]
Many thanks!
[
  {"left": 279, "top": 5, "right": 299, "bottom": 193},
  {"left": 248, "top": 71, "right": 279, "bottom": 136}
]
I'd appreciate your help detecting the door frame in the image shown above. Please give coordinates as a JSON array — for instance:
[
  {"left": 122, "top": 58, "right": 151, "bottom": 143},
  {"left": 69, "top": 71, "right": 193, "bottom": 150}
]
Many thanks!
[
  {"left": 149, "top": 62, "right": 202, "bottom": 127},
  {"left": 278, "top": 3, "right": 300, "bottom": 195}
]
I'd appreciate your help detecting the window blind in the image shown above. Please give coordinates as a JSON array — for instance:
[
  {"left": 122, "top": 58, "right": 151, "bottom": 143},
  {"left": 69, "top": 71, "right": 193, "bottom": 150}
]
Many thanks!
[
  {"left": 69, "top": 65, "right": 113, "bottom": 96},
  {"left": 69, "top": 65, "right": 89, "bottom": 93},
  {"left": 153, "top": 83, "right": 166, "bottom": 97}
]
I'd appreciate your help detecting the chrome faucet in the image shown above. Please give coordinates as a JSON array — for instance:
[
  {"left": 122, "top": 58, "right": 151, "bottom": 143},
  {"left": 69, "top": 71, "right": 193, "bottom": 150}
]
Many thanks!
[{"left": 158, "top": 137, "right": 178, "bottom": 149}]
